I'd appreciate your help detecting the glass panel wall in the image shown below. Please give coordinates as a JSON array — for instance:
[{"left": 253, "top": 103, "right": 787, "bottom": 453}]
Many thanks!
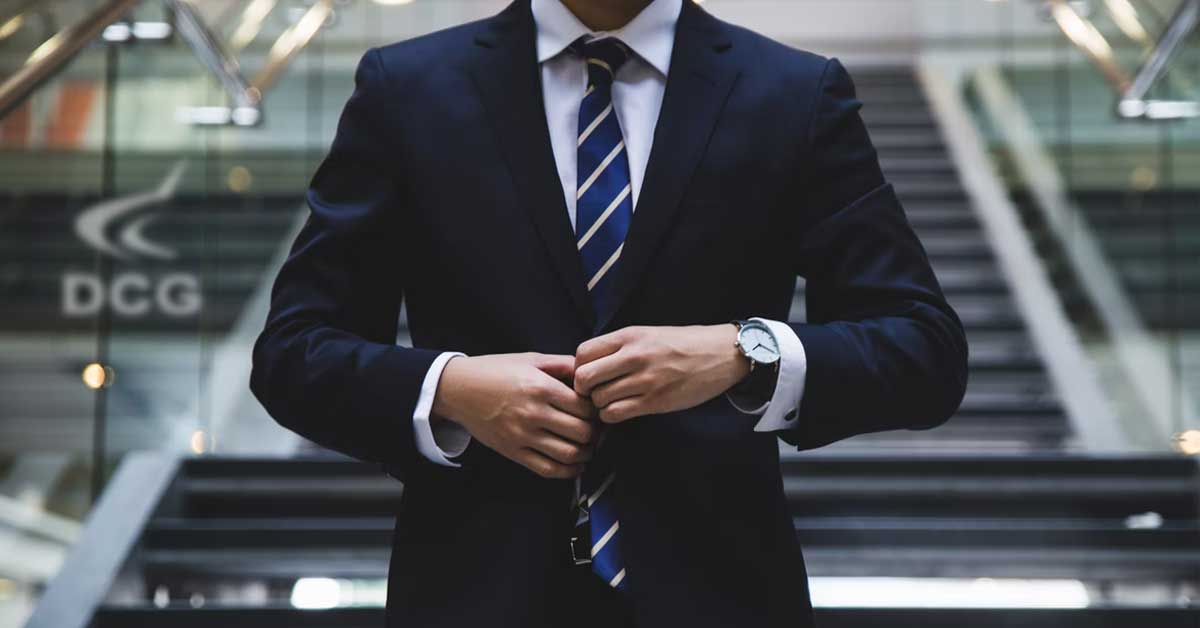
[
  {"left": 0, "top": 3, "right": 124, "bottom": 623},
  {"left": 0, "top": 1, "right": 505, "bottom": 622},
  {"left": 960, "top": 0, "right": 1200, "bottom": 449}
]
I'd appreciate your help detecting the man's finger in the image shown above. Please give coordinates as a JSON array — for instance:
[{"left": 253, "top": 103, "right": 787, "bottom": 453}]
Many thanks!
[
  {"left": 575, "top": 328, "right": 632, "bottom": 368},
  {"left": 598, "top": 397, "right": 644, "bottom": 424},
  {"left": 532, "top": 353, "right": 578, "bottom": 383},
  {"left": 527, "top": 431, "right": 592, "bottom": 465},
  {"left": 534, "top": 407, "right": 597, "bottom": 445},
  {"left": 540, "top": 375, "right": 596, "bottom": 419},
  {"left": 574, "top": 349, "right": 638, "bottom": 395},
  {"left": 591, "top": 374, "right": 648, "bottom": 408},
  {"left": 517, "top": 448, "right": 583, "bottom": 479}
]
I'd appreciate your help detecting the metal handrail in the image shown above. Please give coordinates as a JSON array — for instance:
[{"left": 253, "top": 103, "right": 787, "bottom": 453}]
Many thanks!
[
  {"left": 167, "top": 0, "right": 262, "bottom": 124},
  {"left": 169, "top": 0, "right": 333, "bottom": 126},
  {"left": 1, "top": 0, "right": 333, "bottom": 127},
  {"left": 24, "top": 453, "right": 180, "bottom": 628},
  {"left": 251, "top": 0, "right": 333, "bottom": 94},
  {"left": 1118, "top": 0, "right": 1200, "bottom": 118},
  {"left": 1047, "top": 0, "right": 1133, "bottom": 94},
  {"left": 0, "top": 0, "right": 143, "bottom": 120},
  {"left": 1047, "top": 0, "right": 1200, "bottom": 120}
]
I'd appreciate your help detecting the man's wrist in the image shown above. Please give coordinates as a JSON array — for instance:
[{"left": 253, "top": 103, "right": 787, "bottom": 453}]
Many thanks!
[
  {"left": 431, "top": 354, "right": 468, "bottom": 427},
  {"left": 713, "top": 323, "right": 751, "bottom": 388}
]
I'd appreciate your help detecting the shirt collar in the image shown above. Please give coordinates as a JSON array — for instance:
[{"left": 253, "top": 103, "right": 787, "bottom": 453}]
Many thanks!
[{"left": 531, "top": 0, "right": 682, "bottom": 77}]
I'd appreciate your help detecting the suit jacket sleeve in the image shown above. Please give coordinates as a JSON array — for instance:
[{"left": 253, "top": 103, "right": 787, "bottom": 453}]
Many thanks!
[
  {"left": 250, "top": 48, "right": 442, "bottom": 474},
  {"left": 781, "top": 58, "right": 969, "bottom": 450}
]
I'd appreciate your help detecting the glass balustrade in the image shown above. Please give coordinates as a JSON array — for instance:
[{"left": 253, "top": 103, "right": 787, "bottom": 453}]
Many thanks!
[{"left": 960, "top": 0, "right": 1200, "bottom": 451}]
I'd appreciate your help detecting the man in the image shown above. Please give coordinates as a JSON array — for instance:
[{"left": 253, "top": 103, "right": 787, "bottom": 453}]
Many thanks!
[{"left": 250, "top": 0, "right": 968, "bottom": 626}]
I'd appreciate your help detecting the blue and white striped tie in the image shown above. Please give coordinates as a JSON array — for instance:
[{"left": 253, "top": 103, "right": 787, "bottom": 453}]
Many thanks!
[
  {"left": 574, "top": 36, "right": 633, "bottom": 318},
  {"left": 572, "top": 36, "right": 631, "bottom": 591}
]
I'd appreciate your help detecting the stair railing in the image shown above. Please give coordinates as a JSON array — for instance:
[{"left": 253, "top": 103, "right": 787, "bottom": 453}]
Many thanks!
[
  {"left": 967, "top": 65, "right": 1200, "bottom": 450},
  {"left": 0, "top": 0, "right": 143, "bottom": 120},
  {"left": 23, "top": 453, "right": 179, "bottom": 628},
  {"left": 0, "top": 0, "right": 335, "bottom": 127},
  {"left": 170, "top": 0, "right": 335, "bottom": 126},
  {"left": 1046, "top": 0, "right": 1200, "bottom": 119},
  {"left": 917, "top": 59, "right": 1128, "bottom": 453}
]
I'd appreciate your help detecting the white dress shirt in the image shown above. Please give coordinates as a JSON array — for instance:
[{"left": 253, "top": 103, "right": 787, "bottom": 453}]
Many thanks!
[{"left": 411, "top": 0, "right": 808, "bottom": 466}]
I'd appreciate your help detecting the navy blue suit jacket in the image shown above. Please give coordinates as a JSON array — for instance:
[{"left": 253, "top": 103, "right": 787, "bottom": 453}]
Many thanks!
[{"left": 251, "top": 1, "right": 968, "bottom": 626}]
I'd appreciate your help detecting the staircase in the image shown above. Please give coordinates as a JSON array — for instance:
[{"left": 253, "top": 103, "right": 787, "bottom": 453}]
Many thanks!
[{"left": 32, "top": 454, "right": 1200, "bottom": 628}]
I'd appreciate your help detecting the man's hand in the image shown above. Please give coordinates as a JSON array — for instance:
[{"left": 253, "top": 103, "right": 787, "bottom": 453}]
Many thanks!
[
  {"left": 574, "top": 325, "right": 751, "bottom": 424},
  {"left": 432, "top": 353, "right": 598, "bottom": 479}
]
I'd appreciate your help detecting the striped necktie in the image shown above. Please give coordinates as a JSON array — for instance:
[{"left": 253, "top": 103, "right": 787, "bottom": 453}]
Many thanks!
[{"left": 571, "top": 36, "right": 631, "bottom": 591}]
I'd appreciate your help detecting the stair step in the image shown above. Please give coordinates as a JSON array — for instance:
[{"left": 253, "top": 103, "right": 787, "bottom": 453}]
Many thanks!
[{"left": 92, "top": 606, "right": 1200, "bottom": 628}]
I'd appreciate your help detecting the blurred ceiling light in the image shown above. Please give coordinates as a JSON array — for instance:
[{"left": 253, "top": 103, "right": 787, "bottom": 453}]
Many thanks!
[
  {"left": 808, "top": 577, "right": 1089, "bottom": 608},
  {"left": 1103, "top": 0, "right": 1149, "bottom": 44},
  {"left": 0, "top": 14, "right": 24, "bottom": 41},
  {"left": 103, "top": 21, "right": 171, "bottom": 42},
  {"left": 1175, "top": 429, "right": 1200, "bottom": 455},
  {"left": 102, "top": 22, "right": 132, "bottom": 42},
  {"left": 190, "top": 430, "right": 211, "bottom": 454},
  {"left": 82, "top": 362, "right": 114, "bottom": 390},
  {"left": 153, "top": 585, "right": 169, "bottom": 608},
  {"left": 132, "top": 21, "right": 172, "bottom": 40},
  {"left": 372, "top": 0, "right": 415, "bottom": 5},
  {"left": 291, "top": 577, "right": 341, "bottom": 609},
  {"left": 1117, "top": 99, "right": 1147, "bottom": 118},
  {"left": 227, "top": 166, "right": 253, "bottom": 192},
  {"left": 176, "top": 105, "right": 262, "bottom": 126},
  {"left": 1143, "top": 100, "right": 1200, "bottom": 120},
  {"left": 177, "top": 105, "right": 232, "bottom": 125},
  {"left": 1123, "top": 511, "right": 1163, "bottom": 529},
  {"left": 1129, "top": 165, "right": 1158, "bottom": 190},
  {"left": 230, "top": 0, "right": 277, "bottom": 52},
  {"left": 1122, "top": 99, "right": 1200, "bottom": 120},
  {"left": 231, "top": 105, "right": 262, "bottom": 126}
]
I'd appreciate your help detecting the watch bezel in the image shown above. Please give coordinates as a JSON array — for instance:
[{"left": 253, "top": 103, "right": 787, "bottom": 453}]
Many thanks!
[{"left": 734, "top": 320, "right": 781, "bottom": 366}]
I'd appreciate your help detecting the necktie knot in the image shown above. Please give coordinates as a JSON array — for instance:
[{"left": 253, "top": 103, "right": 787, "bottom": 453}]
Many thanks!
[{"left": 571, "top": 36, "right": 631, "bottom": 89}]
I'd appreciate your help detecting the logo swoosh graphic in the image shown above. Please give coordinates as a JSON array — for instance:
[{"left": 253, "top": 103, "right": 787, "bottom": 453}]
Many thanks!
[
  {"left": 120, "top": 213, "right": 178, "bottom": 261},
  {"left": 74, "top": 161, "right": 188, "bottom": 261}
]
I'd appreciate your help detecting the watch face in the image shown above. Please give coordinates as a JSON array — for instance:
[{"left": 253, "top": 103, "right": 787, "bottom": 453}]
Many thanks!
[{"left": 738, "top": 323, "right": 781, "bottom": 365}]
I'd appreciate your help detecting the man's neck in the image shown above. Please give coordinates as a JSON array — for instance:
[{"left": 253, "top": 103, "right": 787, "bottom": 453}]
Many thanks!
[{"left": 559, "top": 0, "right": 653, "bottom": 32}]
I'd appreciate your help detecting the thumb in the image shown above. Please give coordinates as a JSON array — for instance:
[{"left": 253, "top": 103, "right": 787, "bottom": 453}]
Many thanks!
[{"left": 532, "top": 353, "right": 577, "bottom": 382}]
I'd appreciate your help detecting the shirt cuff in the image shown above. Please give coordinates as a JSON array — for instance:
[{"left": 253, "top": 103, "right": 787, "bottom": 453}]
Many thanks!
[
  {"left": 413, "top": 351, "right": 471, "bottom": 467},
  {"left": 725, "top": 317, "right": 807, "bottom": 432}
]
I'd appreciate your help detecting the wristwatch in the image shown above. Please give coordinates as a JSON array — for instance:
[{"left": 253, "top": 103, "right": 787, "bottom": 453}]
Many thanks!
[{"left": 732, "top": 319, "right": 781, "bottom": 372}]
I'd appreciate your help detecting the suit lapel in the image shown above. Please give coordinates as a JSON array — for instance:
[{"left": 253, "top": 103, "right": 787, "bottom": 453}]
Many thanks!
[
  {"left": 594, "top": 1, "right": 741, "bottom": 333},
  {"left": 469, "top": 1, "right": 596, "bottom": 330}
]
